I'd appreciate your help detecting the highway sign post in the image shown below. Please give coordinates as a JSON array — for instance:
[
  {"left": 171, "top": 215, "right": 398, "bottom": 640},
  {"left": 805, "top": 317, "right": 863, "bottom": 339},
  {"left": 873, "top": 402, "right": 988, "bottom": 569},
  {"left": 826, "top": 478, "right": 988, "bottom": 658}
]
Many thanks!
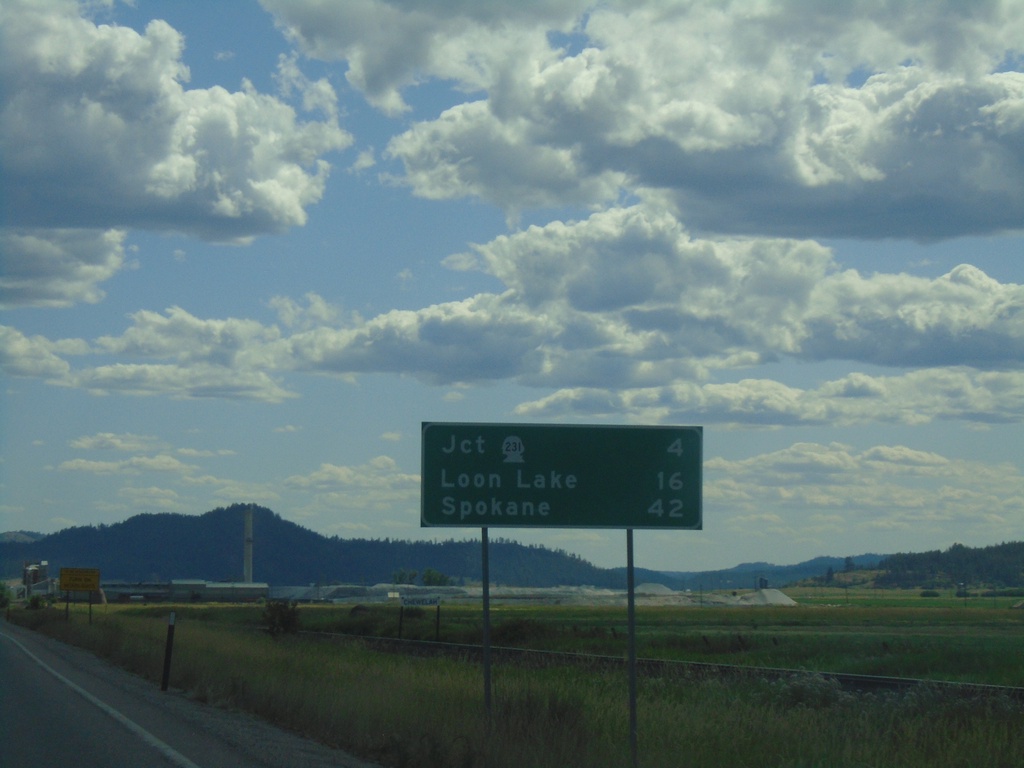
[
  {"left": 421, "top": 422, "right": 702, "bottom": 768},
  {"left": 398, "top": 596, "right": 442, "bottom": 640},
  {"left": 59, "top": 567, "right": 101, "bottom": 624}
]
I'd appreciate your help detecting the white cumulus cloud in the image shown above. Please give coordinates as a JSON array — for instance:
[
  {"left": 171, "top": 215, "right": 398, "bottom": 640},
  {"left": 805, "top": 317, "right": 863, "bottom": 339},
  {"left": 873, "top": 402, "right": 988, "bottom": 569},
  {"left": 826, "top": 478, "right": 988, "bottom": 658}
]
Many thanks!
[
  {"left": 0, "top": 0, "right": 352, "bottom": 309},
  {"left": 269, "top": 0, "right": 1024, "bottom": 238}
]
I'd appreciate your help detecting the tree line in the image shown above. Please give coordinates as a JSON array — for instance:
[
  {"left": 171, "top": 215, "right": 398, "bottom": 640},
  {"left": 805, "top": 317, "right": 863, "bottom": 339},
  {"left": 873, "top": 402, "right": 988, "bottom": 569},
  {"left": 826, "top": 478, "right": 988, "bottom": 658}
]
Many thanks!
[{"left": 873, "top": 541, "right": 1024, "bottom": 589}]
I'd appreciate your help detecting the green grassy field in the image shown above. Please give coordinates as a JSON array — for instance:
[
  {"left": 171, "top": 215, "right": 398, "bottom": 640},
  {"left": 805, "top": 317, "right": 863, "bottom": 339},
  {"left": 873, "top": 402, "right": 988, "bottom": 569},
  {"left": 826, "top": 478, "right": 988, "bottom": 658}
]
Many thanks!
[
  {"left": 8, "top": 594, "right": 1024, "bottom": 767},
  {"left": 287, "top": 593, "right": 1024, "bottom": 686}
]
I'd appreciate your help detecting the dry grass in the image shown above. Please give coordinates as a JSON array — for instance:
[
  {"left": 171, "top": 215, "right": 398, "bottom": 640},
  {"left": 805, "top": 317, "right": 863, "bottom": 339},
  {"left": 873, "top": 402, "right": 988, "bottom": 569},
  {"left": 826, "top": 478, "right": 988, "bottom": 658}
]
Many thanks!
[{"left": 9, "top": 603, "right": 1024, "bottom": 768}]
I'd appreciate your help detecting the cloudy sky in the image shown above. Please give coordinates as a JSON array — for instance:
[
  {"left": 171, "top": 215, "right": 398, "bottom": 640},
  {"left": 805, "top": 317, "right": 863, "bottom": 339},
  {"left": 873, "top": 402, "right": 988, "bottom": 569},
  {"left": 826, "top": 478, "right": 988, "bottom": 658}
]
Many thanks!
[{"left": 2, "top": 0, "right": 1023, "bottom": 573}]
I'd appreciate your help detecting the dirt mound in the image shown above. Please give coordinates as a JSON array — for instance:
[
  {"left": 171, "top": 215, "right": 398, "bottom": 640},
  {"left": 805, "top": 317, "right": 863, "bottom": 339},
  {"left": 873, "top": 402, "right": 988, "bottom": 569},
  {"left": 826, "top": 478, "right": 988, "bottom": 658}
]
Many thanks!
[
  {"left": 635, "top": 583, "right": 675, "bottom": 595},
  {"left": 737, "top": 588, "right": 797, "bottom": 606}
]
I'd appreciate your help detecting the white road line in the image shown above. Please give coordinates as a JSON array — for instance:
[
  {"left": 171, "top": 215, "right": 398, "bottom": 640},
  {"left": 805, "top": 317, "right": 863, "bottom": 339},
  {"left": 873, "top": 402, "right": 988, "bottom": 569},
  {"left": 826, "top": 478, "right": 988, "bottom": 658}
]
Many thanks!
[{"left": 0, "top": 630, "right": 203, "bottom": 768}]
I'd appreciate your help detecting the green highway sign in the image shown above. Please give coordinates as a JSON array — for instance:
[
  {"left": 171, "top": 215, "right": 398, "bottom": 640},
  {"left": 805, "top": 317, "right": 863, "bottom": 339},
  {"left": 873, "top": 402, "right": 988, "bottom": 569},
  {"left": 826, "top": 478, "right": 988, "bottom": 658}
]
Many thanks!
[{"left": 421, "top": 423, "right": 701, "bottom": 529}]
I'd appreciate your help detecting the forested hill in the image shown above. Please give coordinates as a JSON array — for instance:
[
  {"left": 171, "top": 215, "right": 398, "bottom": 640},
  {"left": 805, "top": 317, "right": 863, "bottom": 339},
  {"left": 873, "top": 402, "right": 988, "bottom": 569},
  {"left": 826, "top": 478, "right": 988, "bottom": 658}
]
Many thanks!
[
  {"left": 5, "top": 506, "right": 1020, "bottom": 589},
  {"left": 657, "top": 553, "right": 884, "bottom": 592},
  {"left": 875, "top": 542, "right": 1024, "bottom": 588},
  {"left": 0, "top": 504, "right": 663, "bottom": 588}
]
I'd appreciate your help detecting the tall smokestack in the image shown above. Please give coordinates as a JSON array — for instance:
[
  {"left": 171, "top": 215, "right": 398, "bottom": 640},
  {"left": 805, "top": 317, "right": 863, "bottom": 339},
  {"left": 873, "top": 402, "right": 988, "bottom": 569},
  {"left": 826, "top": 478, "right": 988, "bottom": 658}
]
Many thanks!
[{"left": 243, "top": 506, "right": 253, "bottom": 583}]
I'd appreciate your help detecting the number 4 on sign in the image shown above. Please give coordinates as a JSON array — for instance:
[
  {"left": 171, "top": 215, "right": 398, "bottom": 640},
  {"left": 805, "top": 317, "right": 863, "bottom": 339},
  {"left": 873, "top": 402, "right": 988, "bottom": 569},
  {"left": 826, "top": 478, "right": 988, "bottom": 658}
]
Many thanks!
[{"left": 667, "top": 438, "right": 684, "bottom": 456}]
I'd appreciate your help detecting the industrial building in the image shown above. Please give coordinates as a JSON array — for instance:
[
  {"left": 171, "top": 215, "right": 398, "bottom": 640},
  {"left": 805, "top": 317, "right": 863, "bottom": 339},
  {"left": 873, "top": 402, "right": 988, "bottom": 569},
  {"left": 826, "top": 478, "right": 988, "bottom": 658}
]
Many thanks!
[{"left": 101, "top": 580, "right": 269, "bottom": 603}]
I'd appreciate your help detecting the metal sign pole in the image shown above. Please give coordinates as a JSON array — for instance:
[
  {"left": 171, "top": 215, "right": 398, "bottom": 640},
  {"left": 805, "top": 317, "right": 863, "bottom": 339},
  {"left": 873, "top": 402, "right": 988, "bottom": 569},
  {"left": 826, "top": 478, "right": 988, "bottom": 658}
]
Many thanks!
[
  {"left": 627, "top": 528, "right": 638, "bottom": 767},
  {"left": 481, "top": 527, "right": 492, "bottom": 716}
]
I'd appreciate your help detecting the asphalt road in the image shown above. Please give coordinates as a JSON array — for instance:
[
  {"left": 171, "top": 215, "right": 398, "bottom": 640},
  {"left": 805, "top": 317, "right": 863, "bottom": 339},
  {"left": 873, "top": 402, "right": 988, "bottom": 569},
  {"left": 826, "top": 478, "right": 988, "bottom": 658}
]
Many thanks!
[{"left": 0, "top": 618, "right": 378, "bottom": 768}]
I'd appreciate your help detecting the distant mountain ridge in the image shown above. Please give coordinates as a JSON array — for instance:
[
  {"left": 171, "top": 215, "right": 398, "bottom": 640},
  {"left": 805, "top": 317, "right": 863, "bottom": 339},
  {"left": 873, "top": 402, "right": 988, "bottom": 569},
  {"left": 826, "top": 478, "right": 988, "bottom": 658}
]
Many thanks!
[
  {"left": 6, "top": 504, "right": 1014, "bottom": 589},
  {"left": 0, "top": 505, "right": 654, "bottom": 588},
  {"left": 1, "top": 531, "right": 44, "bottom": 544},
  {"left": 1, "top": 504, "right": 875, "bottom": 589},
  {"left": 657, "top": 554, "right": 885, "bottom": 592},
  {"left": 875, "top": 541, "right": 1024, "bottom": 588}
]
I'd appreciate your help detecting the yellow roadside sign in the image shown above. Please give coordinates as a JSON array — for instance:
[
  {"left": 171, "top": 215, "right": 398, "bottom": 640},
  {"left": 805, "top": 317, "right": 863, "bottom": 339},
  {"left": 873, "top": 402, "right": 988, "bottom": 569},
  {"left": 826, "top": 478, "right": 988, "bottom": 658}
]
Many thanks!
[{"left": 59, "top": 567, "right": 101, "bottom": 592}]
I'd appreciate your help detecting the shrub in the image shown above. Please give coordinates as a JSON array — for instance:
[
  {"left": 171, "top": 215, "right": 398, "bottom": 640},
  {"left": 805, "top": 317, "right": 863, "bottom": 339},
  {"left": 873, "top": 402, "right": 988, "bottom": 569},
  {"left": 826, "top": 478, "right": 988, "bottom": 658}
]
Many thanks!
[
  {"left": 920, "top": 590, "right": 941, "bottom": 598},
  {"left": 981, "top": 588, "right": 1024, "bottom": 598},
  {"left": 766, "top": 673, "right": 852, "bottom": 709},
  {"left": 262, "top": 600, "right": 300, "bottom": 637},
  {"left": 492, "top": 617, "right": 556, "bottom": 646}
]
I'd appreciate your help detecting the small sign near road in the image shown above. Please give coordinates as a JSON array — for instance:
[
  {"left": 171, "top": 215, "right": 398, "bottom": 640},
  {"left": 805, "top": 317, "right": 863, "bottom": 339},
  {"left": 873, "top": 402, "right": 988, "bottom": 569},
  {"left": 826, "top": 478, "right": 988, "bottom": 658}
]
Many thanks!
[
  {"left": 421, "top": 423, "right": 702, "bottom": 529},
  {"left": 401, "top": 596, "right": 442, "bottom": 607},
  {"left": 59, "top": 567, "right": 101, "bottom": 592}
]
